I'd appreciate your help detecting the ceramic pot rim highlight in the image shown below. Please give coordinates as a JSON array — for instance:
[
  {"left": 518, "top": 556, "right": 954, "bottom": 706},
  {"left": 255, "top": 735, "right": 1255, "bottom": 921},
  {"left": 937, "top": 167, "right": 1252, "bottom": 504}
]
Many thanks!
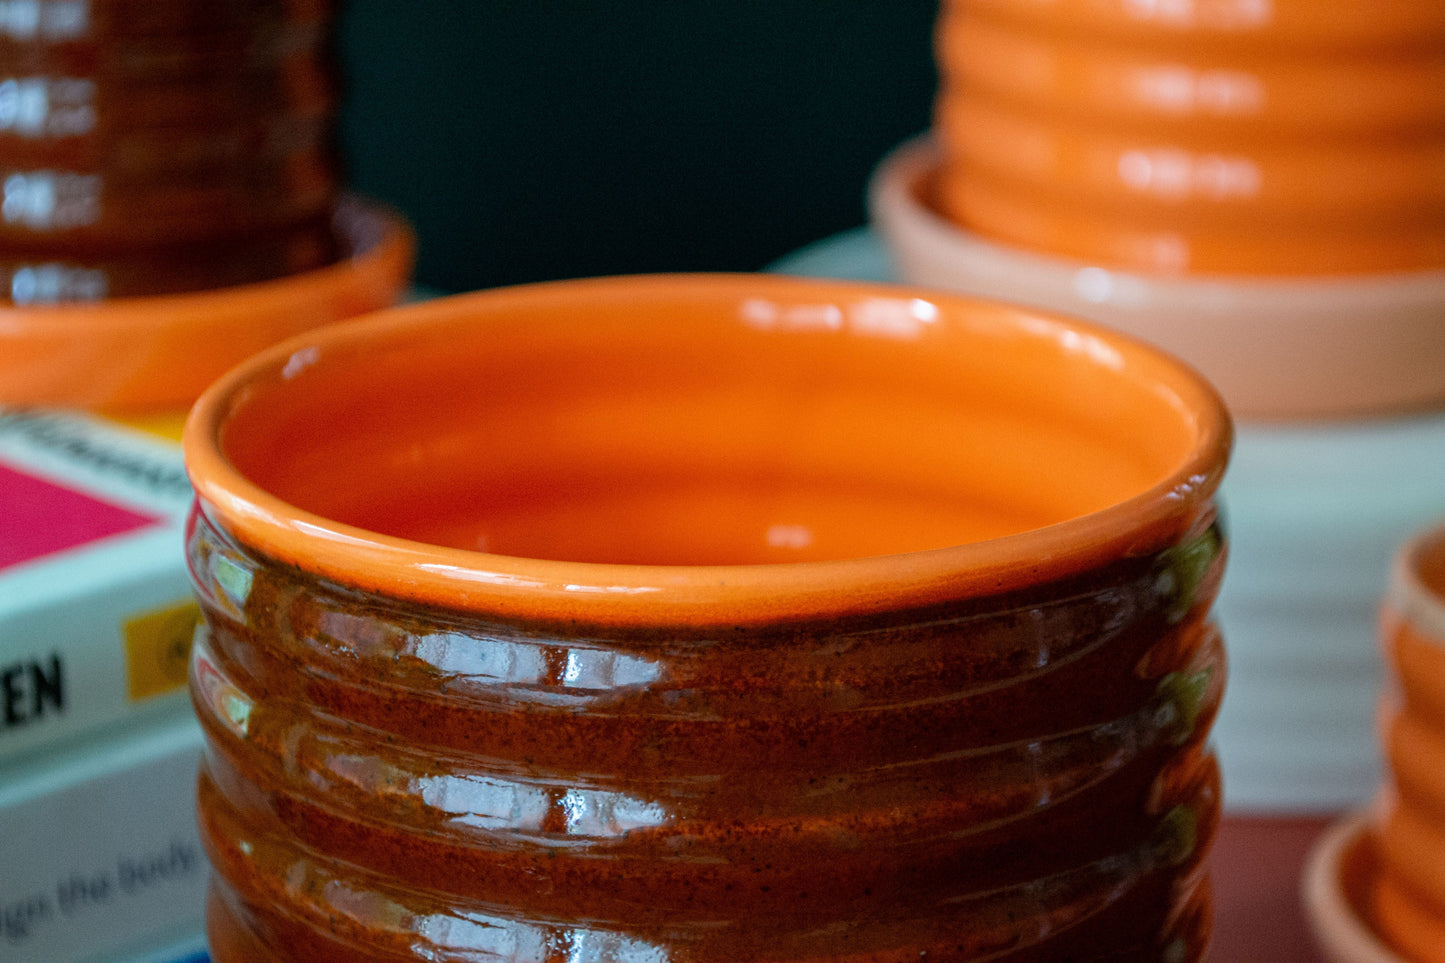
[
  {"left": 1387, "top": 521, "right": 1445, "bottom": 644},
  {"left": 869, "top": 137, "right": 1445, "bottom": 419},
  {"left": 0, "top": 194, "right": 415, "bottom": 413},
  {"left": 184, "top": 273, "right": 1231, "bottom": 628}
]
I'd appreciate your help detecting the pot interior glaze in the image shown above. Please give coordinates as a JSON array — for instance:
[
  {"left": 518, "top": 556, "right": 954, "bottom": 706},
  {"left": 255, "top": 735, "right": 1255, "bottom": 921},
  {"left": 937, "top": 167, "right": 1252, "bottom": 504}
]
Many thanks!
[{"left": 185, "top": 274, "right": 1232, "bottom": 962}]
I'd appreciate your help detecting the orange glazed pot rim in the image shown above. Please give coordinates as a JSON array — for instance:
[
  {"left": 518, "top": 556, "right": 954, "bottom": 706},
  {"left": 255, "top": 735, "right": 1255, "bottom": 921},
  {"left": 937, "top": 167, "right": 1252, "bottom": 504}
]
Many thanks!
[
  {"left": 184, "top": 273, "right": 1232, "bottom": 627},
  {"left": 0, "top": 194, "right": 415, "bottom": 413}
]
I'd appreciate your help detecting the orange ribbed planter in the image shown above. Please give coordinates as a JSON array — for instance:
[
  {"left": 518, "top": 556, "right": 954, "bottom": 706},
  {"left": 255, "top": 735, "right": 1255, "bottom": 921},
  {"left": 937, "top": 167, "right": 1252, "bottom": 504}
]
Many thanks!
[
  {"left": 185, "top": 274, "right": 1233, "bottom": 961},
  {"left": 932, "top": 0, "right": 1445, "bottom": 276}
]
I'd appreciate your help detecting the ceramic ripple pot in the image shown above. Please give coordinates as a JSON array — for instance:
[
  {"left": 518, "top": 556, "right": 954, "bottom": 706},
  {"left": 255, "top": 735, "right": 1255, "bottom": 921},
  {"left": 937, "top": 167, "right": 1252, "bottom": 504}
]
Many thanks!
[
  {"left": 0, "top": 0, "right": 343, "bottom": 300},
  {"left": 184, "top": 275, "right": 1233, "bottom": 961}
]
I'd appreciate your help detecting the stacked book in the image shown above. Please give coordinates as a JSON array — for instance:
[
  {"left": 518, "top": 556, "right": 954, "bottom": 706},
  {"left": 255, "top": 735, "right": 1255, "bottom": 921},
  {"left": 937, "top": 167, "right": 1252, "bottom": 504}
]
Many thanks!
[{"left": 0, "top": 406, "right": 207, "bottom": 962}]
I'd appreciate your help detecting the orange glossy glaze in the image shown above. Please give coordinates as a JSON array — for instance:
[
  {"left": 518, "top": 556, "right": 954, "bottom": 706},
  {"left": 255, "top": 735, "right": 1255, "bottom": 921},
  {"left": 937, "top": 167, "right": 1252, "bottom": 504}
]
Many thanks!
[
  {"left": 933, "top": 0, "right": 1445, "bottom": 275},
  {"left": 953, "top": 0, "right": 1445, "bottom": 53},
  {"left": 185, "top": 277, "right": 1234, "bottom": 961},
  {"left": 234, "top": 368, "right": 1175, "bottom": 568},
  {"left": 0, "top": 195, "right": 414, "bottom": 411},
  {"left": 211, "top": 282, "right": 1204, "bottom": 586}
]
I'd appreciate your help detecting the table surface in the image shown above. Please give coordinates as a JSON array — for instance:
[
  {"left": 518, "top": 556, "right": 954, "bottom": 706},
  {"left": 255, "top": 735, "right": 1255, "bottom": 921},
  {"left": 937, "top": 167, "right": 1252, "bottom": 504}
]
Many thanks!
[{"left": 1210, "top": 816, "right": 1333, "bottom": 962}]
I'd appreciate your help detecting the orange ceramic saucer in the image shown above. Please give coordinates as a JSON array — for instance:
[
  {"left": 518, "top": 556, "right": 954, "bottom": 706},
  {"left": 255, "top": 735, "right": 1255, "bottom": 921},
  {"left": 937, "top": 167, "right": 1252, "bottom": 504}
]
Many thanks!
[{"left": 0, "top": 195, "right": 414, "bottom": 414}]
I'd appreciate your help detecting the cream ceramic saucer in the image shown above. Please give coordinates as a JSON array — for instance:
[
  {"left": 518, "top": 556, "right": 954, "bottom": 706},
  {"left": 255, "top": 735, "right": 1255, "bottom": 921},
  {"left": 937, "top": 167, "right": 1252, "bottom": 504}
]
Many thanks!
[
  {"left": 867, "top": 137, "right": 1445, "bottom": 421},
  {"left": 1303, "top": 811, "right": 1406, "bottom": 963},
  {"left": 771, "top": 225, "right": 1445, "bottom": 814}
]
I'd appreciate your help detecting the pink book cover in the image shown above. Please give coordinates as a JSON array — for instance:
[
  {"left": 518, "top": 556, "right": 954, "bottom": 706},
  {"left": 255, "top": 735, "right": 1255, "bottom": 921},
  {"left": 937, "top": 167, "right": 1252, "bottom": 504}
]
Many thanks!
[{"left": 0, "top": 459, "right": 163, "bottom": 573}]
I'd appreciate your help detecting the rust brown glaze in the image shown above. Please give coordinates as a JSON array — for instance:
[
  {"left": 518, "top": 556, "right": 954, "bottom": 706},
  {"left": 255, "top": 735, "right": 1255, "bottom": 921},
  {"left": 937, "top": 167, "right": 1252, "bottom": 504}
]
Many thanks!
[
  {"left": 185, "top": 275, "right": 1233, "bottom": 961},
  {"left": 0, "top": 214, "right": 338, "bottom": 299},
  {"left": 0, "top": 0, "right": 340, "bottom": 297}
]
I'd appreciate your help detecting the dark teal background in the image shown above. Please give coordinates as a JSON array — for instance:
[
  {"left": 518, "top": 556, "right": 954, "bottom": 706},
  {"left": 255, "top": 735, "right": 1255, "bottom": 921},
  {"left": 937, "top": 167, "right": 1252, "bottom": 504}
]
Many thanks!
[{"left": 336, "top": 2, "right": 940, "bottom": 293}]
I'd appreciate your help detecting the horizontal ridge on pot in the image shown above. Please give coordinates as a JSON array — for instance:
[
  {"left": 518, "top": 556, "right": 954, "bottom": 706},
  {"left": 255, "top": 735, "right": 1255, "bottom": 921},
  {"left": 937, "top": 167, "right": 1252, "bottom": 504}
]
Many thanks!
[
  {"left": 932, "top": 0, "right": 1445, "bottom": 277},
  {"left": 0, "top": 193, "right": 414, "bottom": 412}
]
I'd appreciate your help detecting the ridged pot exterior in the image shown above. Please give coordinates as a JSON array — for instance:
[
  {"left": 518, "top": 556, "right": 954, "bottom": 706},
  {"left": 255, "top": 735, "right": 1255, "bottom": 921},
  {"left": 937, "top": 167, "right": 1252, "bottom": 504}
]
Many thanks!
[
  {"left": 933, "top": 0, "right": 1445, "bottom": 275},
  {"left": 188, "top": 505, "right": 1226, "bottom": 962}
]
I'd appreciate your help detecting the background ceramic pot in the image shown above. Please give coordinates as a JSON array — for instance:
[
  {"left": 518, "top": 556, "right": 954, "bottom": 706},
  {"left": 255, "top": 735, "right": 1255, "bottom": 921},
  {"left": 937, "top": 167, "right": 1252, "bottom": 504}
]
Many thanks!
[
  {"left": 185, "top": 274, "right": 1232, "bottom": 961},
  {"left": 932, "top": 0, "right": 1445, "bottom": 276},
  {"left": 0, "top": 0, "right": 343, "bottom": 298},
  {"left": 1372, "top": 522, "right": 1445, "bottom": 961}
]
